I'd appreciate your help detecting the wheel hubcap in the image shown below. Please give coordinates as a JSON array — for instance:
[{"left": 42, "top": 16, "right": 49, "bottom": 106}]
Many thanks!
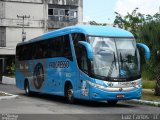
[
  {"left": 26, "top": 84, "right": 29, "bottom": 94},
  {"left": 68, "top": 89, "right": 73, "bottom": 100}
]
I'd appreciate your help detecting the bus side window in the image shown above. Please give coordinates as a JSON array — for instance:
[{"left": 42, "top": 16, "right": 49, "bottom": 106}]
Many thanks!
[
  {"left": 32, "top": 43, "right": 37, "bottom": 59},
  {"left": 72, "top": 33, "right": 88, "bottom": 73},
  {"left": 55, "top": 38, "right": 63, "bottom": 57},
  {"left": 48, "top": 38, "right": 56, "bottom": 58},
  {"left": 40, "top": 41, "right": 47, "bottom": 59},
  {"left": 22, "top": 46, "right": 27, "bottom": 60},
  {"left": 26, "top": 44, "right": 32, "bottom": 60},
  {"left": 16, "top": 46, "right": 21, "bottom": 61},
  {"left": 35, "top": 44, "right": 40, "bottom": 59},
  {"left": 63, "top": 35, "right": 72, "bottom": 60},
  {"left": 72, "top": 33, "right": 85, "bottom": 46},
  {"left": 76, "top": 45, "right": 88, "bottom": 74}
]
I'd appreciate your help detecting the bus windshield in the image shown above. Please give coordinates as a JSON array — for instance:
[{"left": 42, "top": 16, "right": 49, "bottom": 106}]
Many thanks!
[{"left": 89, "top": 36, "right": 140, "bottom": 79}]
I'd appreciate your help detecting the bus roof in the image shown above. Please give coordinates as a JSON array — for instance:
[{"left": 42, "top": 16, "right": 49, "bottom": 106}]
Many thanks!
[
  {"left": 17, "top": 25, "right": 134, "bottom": 45},
  {"left": 72, "top": 25, "right": 133, "bottom": 37},
  {"left": 43, "top": 25, "right": 134, "bottom": 39}
]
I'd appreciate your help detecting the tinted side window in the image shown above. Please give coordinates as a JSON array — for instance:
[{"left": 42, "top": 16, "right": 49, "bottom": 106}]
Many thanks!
[
  {"left": 72, "top": 33, "right": 88, "bottom": 72},
  {"left": 47, "top": 34, "right": 72, "bottom": 59},
  {"left": 56, "top": 36, "right": 64, "bottom": 57},
  {"left": 63, "top": 35, "right": 72, "bottom": 60},
  {"left": 47, "top": 38, "right": 57, "bottom": 58},
  {"left": 72, "top": 33, "right": 85, "bottom": 46},
  {"left": 75, "top": 45, "right": 88, "bottom": 74},
  {"left": 16, "top": 45, "right": 30, "bottom": 61},
  {"left": 16, "top": 46, "right": 21, "bottom": 60},
  {"left": 16, "top": 34, "right": 72, "bottom": 61},
  {"left": 25, "top": 44, "right": 32, "bottom": 60}
]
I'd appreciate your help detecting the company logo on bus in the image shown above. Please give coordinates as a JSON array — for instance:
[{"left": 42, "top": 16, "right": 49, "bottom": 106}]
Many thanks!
[
  {"left": 33, "top": 63, "right": 44, "bottom": 89},
  {"left": 49, "top": 61, "right": 69, "bottom": 68}
]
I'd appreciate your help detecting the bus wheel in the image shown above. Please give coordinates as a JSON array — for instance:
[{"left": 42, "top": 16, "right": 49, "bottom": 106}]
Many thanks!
[
  {"left": 65, "top": 84, "right": 74, "bottom": 104},
  {"left": 25, "top": 81, "right": 31, "bottom": 96},
  {"left": 107, "top": 100, "right": 118, "bottom": 106}
]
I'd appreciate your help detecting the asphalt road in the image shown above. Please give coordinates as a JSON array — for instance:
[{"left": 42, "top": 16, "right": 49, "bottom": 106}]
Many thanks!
[{"left": 0, "top": 84, "right": 160, "bottom": 120}]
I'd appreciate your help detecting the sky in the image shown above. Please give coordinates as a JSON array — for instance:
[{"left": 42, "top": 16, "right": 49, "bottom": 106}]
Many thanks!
[{"left": 83, "top": 0, "right": 160, "bottom": 24}]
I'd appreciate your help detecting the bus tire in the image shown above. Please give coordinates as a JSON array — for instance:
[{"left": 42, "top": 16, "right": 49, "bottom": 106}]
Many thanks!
[
  {"left": 24, "top": 80, "right": 32, "bottom": 96},
  {"left": 107, "top": 100, "right": 118, "bottom": 106},
  {"left": 65, "top": 83, "right": 74, "bottom": 104}
]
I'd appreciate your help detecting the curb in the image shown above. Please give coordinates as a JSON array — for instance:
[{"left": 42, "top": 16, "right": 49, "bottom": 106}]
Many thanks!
[
  {"left": 0, "top": 91, "right": 19, "bottom": 100},
  {"left": 2, "top": 76, "right": 16, "bottom": 85},
  {"left": 125, "top": 99, "right": 160, "bottom": 107}
]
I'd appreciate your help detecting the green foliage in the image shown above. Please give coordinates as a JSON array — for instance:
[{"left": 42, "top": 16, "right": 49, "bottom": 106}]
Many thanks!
[
  {"left": 6, "top": 63, "right": 15, "bottom": 75},
  {"left": 142, "top": 80, "right": 156, "bottom": 89},
  {"left": 114, "top": 8, "right": 144, "bottom": 39},
  {"left": 141, "top": 90, "right": 160, "bottom": 101},
  {"left": 142, "top": 64, "right": 154, "bottom": 80},
  {"left": 89, "top": 21, "right": 108, "bottom": 26},
  {"left": 139, "top": 20, "right": 160, "bottom": 61}
]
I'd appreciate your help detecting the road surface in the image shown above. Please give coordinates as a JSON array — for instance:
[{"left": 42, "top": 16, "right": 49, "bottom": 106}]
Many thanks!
[{"left": 0, "top": 84, "right": 160, "bottom": 120}]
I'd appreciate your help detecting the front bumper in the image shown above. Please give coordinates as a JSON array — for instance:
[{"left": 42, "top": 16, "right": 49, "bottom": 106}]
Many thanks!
[{"left": 89, "top": 86, "right": 142, "bottom": 101}]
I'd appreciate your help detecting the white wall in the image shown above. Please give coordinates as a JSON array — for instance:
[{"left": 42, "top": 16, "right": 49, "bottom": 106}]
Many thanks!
[
  {"left": 5, "top": 1, "right": 44, "bottom": 20},
  {"left": 0, "top": 27, "right": 44, "bottom": 55},
  {"left": 0, "top": 1, "right": 45, "bottom": 55},
  {"left": 78, "top": 0, "right": 83, "bottom": 23},
  {"left": 0, "top": 1, "right": 5, "bottom": 18},
  {"left": 0, "top": 0, "right": 83, "bottom": 55},
  {"left": 5, "top": 0, "right": 42, "bottom": 3},
  {"left": 6, "top": 27, "right": 44, "bottom": 45}
]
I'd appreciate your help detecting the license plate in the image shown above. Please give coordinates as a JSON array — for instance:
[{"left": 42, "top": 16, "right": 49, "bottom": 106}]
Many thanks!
[{"left": 116, "top": 94, "right": 125, "bottom": 98}]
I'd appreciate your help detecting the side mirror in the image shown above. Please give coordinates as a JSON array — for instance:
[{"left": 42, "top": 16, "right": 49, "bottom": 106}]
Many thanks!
[
  {"left": 137, "top": 43, "right": 150, "bottom": 61},
  {"left": 78, "top": 41, "right": 93, "bottom": 60}
]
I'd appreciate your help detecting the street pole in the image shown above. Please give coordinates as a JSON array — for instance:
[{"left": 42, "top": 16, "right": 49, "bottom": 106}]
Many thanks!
[
  {"left": 17, "top": 15, "right": 30, "bottom": 42},
  {"left": 43, "top": 0, "right": 48, "bottom": 32}
]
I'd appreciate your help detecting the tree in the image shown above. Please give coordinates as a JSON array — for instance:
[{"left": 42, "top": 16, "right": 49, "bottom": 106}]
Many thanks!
[
  {"left": 114, "top": 8, "right": 145, "bottom": 39},
  {"left": 89, "top": 21, "right": 107, "bottom": 26}
]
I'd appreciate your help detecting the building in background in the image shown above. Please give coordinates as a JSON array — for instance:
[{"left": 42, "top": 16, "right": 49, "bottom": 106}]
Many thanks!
[{"left": 0, "top": 0, "right": 83, "bottom": 77}]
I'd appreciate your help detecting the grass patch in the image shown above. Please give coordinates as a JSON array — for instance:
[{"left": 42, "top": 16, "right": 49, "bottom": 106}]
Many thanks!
[
  {"left": 0, "top": 92, "right": 11, "bottom": 96},
  {"left": 141, "top": 90, "right": 160, "bottom": 101},
  {"left": 142, "top": 80, "right": 156, "bottom": 89},
  {"left": 0, "top": 92, "right": 6, "bottom": 96}
]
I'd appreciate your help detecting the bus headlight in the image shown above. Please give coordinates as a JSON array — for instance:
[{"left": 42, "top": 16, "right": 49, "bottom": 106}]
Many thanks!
[{"left": 135, "top": 84, "right": 142, "bottom": 88}]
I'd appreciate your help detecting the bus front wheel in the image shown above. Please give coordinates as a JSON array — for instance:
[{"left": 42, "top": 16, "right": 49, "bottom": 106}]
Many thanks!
[
  {"left": 24, "top": 81, "right": 31, "bottom": 96},
  {"left": 65, "top": 84, "right": 74, "bottom": 104},
  {"left": 107, "top": 100, "right": 118, "bottom": 106}
]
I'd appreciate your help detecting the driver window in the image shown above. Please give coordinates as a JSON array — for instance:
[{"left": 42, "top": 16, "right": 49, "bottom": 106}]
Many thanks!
[
  {"left": 72, "top": 33, "right": 88, "bottom": 73},
  {"left": 76, "top": 45, "right": 88, "bottom": 74},
  {"left": 72, "top": 33, "right": 85, "bottom": 46}
]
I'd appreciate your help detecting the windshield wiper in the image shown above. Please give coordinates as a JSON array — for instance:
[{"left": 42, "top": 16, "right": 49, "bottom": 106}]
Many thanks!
[
  {"left": 114, "top": 52, "right": 117, "bottom": 69},
  {"left": 107, "top": 52, "right": 117, "bottom": 77}
]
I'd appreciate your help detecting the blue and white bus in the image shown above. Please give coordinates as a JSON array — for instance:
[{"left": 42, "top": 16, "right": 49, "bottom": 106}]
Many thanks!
[{"left": 16, "top": 25, "right": 150, "bottom": 105}]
